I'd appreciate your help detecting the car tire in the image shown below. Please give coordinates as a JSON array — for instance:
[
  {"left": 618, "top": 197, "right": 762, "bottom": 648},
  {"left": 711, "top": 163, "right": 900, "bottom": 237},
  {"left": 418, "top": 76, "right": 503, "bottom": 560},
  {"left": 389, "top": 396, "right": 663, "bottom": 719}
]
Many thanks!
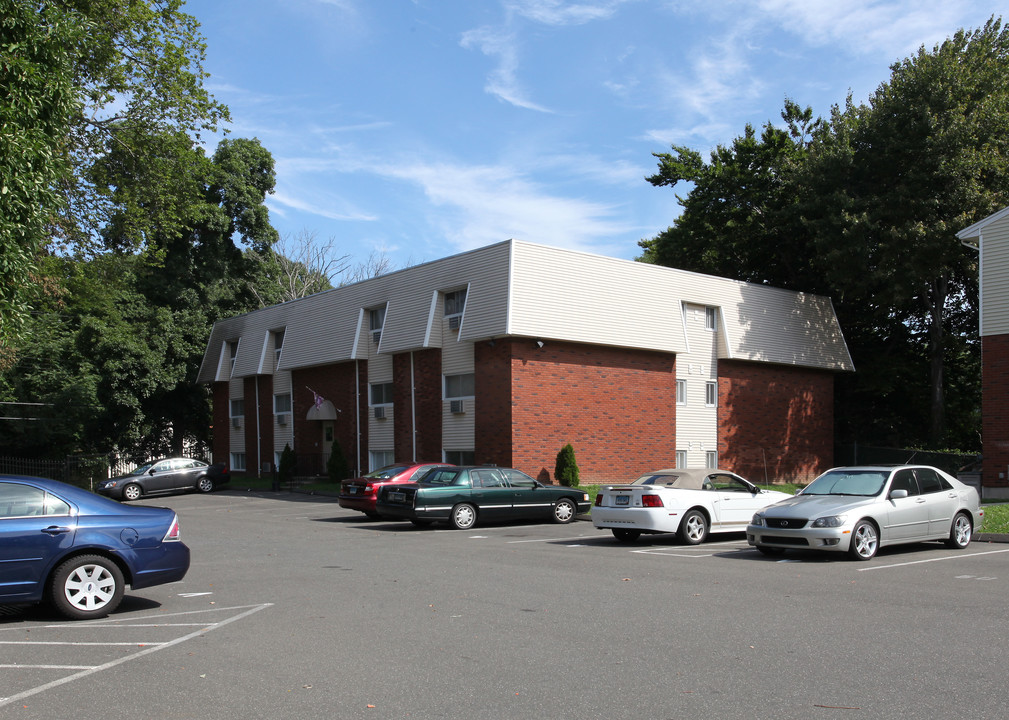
[
  {"left": 122, "top": 483, "right": 142, "bottom": 501},
  {"left": 197, "top": 476, "right": 215, "bottom": 493},
  {"left": 50, "top": 555, "right": 125, "bottom": 620},
  {"left": 449, "top": 503, "right": 477, "bottom": 530},
  {"left": 611, "top": 528, "right": 641, "bottom": 542},
  {"left": 678, "top": 509, "right": 709, "bottom": 545},
  {"left": 847, "top": 519, "right": 878, "bottom": 560},
  {"left": 945, "top": 512, "right": 973, "bottom": 549},
  {"left": 552, "top": 498, "right": 577, "bottom": 524},
  {"left": 756, "top": 545, "right": 785, "bottom": 556}
]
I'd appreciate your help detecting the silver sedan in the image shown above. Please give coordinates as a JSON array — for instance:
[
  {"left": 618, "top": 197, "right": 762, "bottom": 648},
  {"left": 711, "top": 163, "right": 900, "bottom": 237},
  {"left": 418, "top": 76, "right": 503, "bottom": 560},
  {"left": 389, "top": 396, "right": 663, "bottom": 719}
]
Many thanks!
[{"left": 746, "top": 465, "right": 982, "bottom": 560}]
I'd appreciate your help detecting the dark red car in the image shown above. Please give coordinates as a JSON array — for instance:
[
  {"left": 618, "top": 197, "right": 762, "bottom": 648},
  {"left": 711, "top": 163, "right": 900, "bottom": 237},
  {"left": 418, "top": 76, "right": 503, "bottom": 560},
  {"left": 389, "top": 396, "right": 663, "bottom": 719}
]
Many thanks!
[{"left": 339, "top": 463, "right": 451, "bottom": 518}]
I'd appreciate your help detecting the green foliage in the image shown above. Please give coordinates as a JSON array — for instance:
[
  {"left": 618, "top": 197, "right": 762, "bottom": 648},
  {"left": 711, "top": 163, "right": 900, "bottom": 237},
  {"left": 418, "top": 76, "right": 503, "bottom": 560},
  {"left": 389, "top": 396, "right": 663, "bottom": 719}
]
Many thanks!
[
  {"left": 0, "top": 0, "right": 228, "bottom": 347},
  {"left": 554, "top": 444, "right": 580, "bottom": 487},
  {"left": 641, "top": 19, "right": 1009, "bottom": 451},
  {"left": 278, "top": 444, "right": 296, "bottom": 484},
  {"left": 326, "top": 440, "right": 351, "bottom": 484}
]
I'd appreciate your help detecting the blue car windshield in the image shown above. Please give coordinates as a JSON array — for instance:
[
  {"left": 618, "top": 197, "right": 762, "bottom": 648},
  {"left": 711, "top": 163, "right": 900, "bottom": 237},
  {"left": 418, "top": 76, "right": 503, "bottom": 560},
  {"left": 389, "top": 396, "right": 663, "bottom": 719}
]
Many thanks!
[{"left": 801, "top": 470, "right": 887, "bottom": 496}]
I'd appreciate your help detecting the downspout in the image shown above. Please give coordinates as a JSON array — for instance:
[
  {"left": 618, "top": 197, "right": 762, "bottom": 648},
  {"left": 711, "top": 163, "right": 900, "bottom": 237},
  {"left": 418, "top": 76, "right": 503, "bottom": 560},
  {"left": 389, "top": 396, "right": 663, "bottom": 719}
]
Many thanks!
[
  {"left": 255, "top": 380, "right": 261, "bottom": 478},
  {"left": 411, "top": 352, "right": 417, "bottom": 461},
  {"left": 355, "top": 360, "right": 362, "bottom": 476}
]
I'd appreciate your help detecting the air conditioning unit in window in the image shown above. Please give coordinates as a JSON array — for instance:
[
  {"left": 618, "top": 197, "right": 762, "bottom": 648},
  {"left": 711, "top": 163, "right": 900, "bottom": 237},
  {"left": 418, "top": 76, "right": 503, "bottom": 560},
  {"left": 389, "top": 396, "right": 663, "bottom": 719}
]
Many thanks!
[
  {"left": 276, "top": 413, "right": 289, "bottom": 426},
  {"left": 448, "top": 315, "right": 461, "bottom": 330},
  {"left": 372, "top": 330, "right": 382, "bottom": 344},
  {"left": 450, "top": 399, "right": 466, "bottom": 414},
  {"left": 373, "top": 406, "right": 387, "bottom": 420},
  {"left": 231, "top": 417, "right": 242, "bottom": 429}
]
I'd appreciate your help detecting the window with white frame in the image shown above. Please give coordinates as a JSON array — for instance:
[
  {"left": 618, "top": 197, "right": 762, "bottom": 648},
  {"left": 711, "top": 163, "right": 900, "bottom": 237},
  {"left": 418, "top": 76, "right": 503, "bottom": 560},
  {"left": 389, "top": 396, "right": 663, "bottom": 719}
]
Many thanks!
[
  {"left": 705, "top": 306, "right": 717, "bottom": 331},
  {"left": 228, "top": 340, "right": 239, "bottom": 375},
  {"left": 273, "top": 329, "right": 285, "bottom": 369},
  {"left": 369, "top": 306, "right": 385, "bottom": 343},
  {"left": 230, "top": 452, "right": 246, "bottom": 471},
  {"left": 676, "top": 380, "right": 686, "bottom": 405},
  {"left": 445, "top": 289, "right": 467, "bottom": 318},
  {"left": 370, "top": 450, "right": 394, "bottom": 471},
  {"left": 705, "top": 381, "right": 717, "bottom": 407},
  {"left": 676, "top": 450, "right": 686, "bottom": 468},
  {"left": 444, "top": 373, "right": 475, "bottom": 399},
  {"left": 706, "top": 451, "right": 717, "bottom": 469},
  {"left": 444, "top": 449, "right": 475, "bottom": 465},
  {"left": 274, "top": 393, "right": 292, "bottom": 414},
  {"left": 370, "top": 382, "right": 394, "bottom": 406},
  {"left": 230, "top": 398, "right": 244, "bottom": 418}
]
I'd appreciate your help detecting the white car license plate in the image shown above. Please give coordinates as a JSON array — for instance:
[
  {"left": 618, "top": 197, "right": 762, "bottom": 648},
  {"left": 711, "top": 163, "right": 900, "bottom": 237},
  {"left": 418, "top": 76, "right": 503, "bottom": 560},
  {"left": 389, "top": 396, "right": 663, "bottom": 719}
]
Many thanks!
[
  {"left": 349, "top": 486, "right": 358, "bottom": 494},
  {"left": 389, "top": 492, "right": 405, "bottom": 503},
  {"left": 615, "top": 495, "right": 630, "bottom": 506}
]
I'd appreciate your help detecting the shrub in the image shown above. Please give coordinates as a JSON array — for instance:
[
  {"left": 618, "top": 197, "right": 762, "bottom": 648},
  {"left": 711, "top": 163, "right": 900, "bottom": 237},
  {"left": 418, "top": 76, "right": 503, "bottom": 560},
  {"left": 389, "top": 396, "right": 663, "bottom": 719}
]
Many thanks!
[
  {"left": 554, "top": 443, "right": 580, "bottom": 487},
  {"left": 327, "top": 439, "right": 351, "bottom": 483},
  {"left": 278, "top": 443, "right": 296, "bottom": 485}
]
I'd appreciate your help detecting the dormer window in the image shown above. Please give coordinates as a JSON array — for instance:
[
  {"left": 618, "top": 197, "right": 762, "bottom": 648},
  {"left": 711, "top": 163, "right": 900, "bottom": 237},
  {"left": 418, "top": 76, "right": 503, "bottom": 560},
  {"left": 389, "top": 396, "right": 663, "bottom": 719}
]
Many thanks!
[
  {"left": 445, "top": 289, "right": 467, "bottom": 318},
  {"left": 273, "top": 329, "right": 285, "bottom": 369},
  {"left": 228, "top": 340, "right": 239, "bottom": 376},
  {"left": 369, "top": 307, "right": 386, "bottom": 343}
]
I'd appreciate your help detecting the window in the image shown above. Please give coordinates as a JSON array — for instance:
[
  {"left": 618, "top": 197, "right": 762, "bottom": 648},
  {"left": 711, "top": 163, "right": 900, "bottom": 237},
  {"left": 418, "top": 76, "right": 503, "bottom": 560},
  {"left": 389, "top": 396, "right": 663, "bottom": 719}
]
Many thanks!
[
  {"left": 445, "top": 289, "right": 467, "bottom": 317},
  {"left": 705, "top": 306, "right": 717, "bottom": 331},
  {"left": 274, "top": 393, "right": 292, "bottom": 414},
  {"left": 369, "top": 307, "right": 386, "bottom": 331},
  {"left": 230, "top": 398, "right": 244, "bottom": 418},
  {"left": 502, "top": 468, "right": 537, "bottom": 488},
  {"left": 444, "top": 449, "right": 475, "bottom": 465},
  {"left": 444, "top": 373, "right": 475, "bottom": 399},
  {"left": 0, "top": 483, "right": 70, "bottom": 518},
  {"left": 230, "top": 452, "right": 247, "bottom": 471},
  {"left": 676, "top": 380, "right": 686, "bottom": 405},
  {"left": 228, "top": 340, "right": 239, "bottom": 375},
  {"left": 914, "top": 468, "right": 947, "bottom": 494},
  {"left": 370, "top": 382, "right": 394, "bottom": 406},
  {"left": 675, "top": 450, "right": 686, "bottom": 469},
  {"left": 273, "top": 329, "right": 285, "bottom": 369},
  {"left": 706, "top": 451, "right": 717, "bottom": 469},
  {"left": 370, "top": 450, "right": 394, "bottom": 471},
  {"left": 705, "top": 381, "right": 717, "bottom": 407}
]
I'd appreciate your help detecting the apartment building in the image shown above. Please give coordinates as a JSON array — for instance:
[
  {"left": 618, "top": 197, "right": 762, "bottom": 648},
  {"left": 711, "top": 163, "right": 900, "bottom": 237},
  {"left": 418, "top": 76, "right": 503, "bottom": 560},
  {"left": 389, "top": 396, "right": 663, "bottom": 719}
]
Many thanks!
[{"left": 198, "top": 240, "right": 853, "bottom": 484}]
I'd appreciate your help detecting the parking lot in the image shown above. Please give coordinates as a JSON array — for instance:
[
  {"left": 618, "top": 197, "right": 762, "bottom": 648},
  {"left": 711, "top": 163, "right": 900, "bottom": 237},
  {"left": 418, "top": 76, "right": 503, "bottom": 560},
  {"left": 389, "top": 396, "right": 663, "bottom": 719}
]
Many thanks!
[{"left": 3, "top": 489, "right": 1009, "bottom": 719}]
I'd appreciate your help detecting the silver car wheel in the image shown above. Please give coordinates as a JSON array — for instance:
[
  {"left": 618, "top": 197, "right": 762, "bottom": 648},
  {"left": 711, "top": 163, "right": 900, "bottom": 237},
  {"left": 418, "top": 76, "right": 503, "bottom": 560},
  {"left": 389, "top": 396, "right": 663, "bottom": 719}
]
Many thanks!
[
  {"left": 678, "top": 509, "right": 708, "bottom": 545},
  {"left": 552, "top": 498, "right": 576, "bottom": 524},
  {"left": 197, "top": 476, "right": 214, "bottom": 493},
  {"left": 848, "top": 520, "right": 878, "bottom": 560},
  {"left": 947, "top": 512, "right": 972, "bottom": 549},
  {"left": 449, "top": 503, "right": 477, "bottom": 530},
  {"left": 123, "top": 483, "right": 142, "bottom": 501},
  {"left": 51, "top": 555, "right": 125, "bottom": 620}
]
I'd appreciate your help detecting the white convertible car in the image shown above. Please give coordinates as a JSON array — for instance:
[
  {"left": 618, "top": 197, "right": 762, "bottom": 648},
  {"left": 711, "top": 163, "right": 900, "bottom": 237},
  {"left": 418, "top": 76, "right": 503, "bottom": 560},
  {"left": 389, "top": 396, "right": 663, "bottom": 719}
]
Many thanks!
[{"left": 593, "top": 468, "right": 791, "bottom": 544}]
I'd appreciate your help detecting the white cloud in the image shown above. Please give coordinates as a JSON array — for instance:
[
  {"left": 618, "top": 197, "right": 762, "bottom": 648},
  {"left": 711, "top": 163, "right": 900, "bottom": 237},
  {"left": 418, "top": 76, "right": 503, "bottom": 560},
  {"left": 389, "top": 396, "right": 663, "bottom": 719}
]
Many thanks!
[
  {"left": 504, "top": 0, "right": 631, "bottom": 25},
  {"left": 460, "top": 26, "right": 554, "bottom": 112}
]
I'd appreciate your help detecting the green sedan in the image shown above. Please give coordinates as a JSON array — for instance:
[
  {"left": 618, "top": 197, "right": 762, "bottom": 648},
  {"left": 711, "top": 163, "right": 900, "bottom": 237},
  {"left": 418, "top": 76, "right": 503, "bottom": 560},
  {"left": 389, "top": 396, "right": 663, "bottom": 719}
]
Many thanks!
[{"left": 376, "top": 466, "right": 591, "bottom": 529}]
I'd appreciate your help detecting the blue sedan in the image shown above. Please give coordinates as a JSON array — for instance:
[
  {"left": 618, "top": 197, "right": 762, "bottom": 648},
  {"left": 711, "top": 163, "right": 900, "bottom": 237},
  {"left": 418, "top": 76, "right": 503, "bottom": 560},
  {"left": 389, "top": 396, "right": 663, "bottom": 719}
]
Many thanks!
[{"left": 0, "top": 474, "right": 191, "bottom": 619}]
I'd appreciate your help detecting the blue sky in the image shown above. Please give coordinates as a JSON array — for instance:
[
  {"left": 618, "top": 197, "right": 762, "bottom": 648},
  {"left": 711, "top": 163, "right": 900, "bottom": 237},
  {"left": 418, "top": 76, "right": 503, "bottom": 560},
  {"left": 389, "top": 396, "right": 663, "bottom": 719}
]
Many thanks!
[{"left": 183, "top": 0, "right": 1004, "bottom": 274}]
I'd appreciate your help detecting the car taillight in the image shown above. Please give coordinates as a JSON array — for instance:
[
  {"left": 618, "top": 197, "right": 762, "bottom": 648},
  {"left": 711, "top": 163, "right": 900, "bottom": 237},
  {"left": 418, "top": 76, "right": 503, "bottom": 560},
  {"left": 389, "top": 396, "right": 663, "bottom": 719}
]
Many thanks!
[
  {"left": 164, "top": 514, "right": 182, "bottom": 542},
  {"left": 641, "top": 494, "right": 664, "bottom": 508},
  {"left": 595, "top": 494, "right": 603, "bottom": 506},
  {"left": 365, "top": 483, "right": 375, "bottom": 494}
]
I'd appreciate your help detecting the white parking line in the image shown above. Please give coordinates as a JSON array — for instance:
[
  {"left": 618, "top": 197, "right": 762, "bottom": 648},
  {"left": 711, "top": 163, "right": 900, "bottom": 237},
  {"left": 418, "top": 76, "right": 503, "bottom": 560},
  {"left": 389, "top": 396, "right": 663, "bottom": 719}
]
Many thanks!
[
  {"left": 0, "top": 603, "right": 272, "bottom": 708},
  {"left": 858, "top": 547, "right": 1009, "bottom": 571},
  {"left": 506, "top": 534, "right": 614, "bottom": 544}
]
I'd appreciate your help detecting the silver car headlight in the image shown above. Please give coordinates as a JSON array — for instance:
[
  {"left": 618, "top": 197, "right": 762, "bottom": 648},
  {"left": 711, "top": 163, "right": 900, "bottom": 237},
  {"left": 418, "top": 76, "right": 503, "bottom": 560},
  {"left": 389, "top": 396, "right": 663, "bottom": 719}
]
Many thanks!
[
  {"left": 750, "top": 513, "right": 765, "bottom": 526},
  {"left": 811, "top": 515, "right": 846, "bottom": 528}
]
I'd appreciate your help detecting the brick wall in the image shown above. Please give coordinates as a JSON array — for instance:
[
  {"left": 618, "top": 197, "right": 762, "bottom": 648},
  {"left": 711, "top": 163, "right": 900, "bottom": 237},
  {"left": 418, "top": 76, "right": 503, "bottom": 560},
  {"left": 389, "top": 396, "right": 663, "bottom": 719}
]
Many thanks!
[
  {"left": 293, "top": 362, "right": 368, "bottom": 478},
  {"left": 475, "top": 339, "right": 514, "bottom": 468},
  {"left": 504, "top": 339, "right": 677, "bottom": 484},
  {"left": 211, "top": 382, "right": 230, "bottom": 466},
  {"left": 718, "top": 360, "right": 834, "bottom": 483},
  {"left": 983, "top": 334, "right": 1009, "bottom": 489},
  {"left": 393, "top": 350, "right": 443, "bottom": 462}
]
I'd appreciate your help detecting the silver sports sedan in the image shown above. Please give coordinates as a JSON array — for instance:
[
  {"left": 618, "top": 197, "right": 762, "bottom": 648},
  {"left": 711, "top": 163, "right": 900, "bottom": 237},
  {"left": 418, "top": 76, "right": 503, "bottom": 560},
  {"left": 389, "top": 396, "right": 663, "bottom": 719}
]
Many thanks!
[{"left": 746, "top": 465, "right": 983, "bottom": 560}]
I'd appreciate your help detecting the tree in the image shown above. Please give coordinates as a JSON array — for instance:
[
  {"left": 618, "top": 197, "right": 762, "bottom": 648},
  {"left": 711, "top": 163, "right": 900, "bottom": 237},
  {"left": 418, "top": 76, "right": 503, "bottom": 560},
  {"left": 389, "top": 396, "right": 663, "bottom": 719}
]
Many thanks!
[
  {"left": 641, "top": 19, "right": 1008, "bottom": 450},
  {"left": 1, "top": 0, "right": 228, "bottom": 347},
  {"left": 554, "top": 444, "right": 580, "bottom": 487},
  {"left": 248, "top": 230, "right": 345, "bottom": 306}
]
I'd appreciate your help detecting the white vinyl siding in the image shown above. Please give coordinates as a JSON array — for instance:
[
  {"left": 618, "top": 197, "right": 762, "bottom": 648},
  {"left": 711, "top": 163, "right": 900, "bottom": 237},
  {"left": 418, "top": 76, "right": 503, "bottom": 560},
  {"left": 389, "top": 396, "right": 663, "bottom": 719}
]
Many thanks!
[
  {"left": 677, "top": 303, "right": 719, "bottom": 469},
  {"left": 369, "top": 353, "right": 394, "bottom": 448},
  {"left": 980, "top": 216, "right": 1009, "bottom": 336}
]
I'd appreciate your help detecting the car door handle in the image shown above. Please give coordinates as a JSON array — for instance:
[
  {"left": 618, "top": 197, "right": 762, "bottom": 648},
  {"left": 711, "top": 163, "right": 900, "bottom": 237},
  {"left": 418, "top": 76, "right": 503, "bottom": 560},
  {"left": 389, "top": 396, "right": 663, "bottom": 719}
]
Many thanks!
[
  {"left": 41, "top": 526, "right": 72, "bottom": 536},
  {"left": 915, "top": 498, "right": 927, "bottom": 503}
]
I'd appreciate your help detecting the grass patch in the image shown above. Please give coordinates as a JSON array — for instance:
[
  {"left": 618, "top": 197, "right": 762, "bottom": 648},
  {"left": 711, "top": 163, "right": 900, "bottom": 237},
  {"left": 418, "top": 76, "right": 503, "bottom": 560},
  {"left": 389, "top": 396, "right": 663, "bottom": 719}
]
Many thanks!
[{"left": 980, "top": 502, "right": 1009, "bottom": 534}]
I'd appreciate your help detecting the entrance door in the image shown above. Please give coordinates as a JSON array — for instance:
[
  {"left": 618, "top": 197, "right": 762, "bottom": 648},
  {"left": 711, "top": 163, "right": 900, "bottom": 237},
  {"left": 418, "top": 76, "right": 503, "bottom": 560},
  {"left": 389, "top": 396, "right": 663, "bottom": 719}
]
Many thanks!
[{"left": 322, "top": 422, "right": 334, "bottom": 473}]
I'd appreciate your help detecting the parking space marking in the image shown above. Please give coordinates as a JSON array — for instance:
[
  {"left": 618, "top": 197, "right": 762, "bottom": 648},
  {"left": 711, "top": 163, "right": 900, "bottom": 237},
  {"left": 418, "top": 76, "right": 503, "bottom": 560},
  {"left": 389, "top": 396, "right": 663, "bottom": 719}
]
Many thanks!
[
  {"left": 506, "top": 533, "right": 614, "bottom": 544},
  {"left": 632, "top": 540, "right": 750, "bottom": 558},
  {"left": 857, "top": 547, "right": 1009, "bottom": 571},
  {"left": 0, "top": 603, "right": 272, "bottom": 708}
]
